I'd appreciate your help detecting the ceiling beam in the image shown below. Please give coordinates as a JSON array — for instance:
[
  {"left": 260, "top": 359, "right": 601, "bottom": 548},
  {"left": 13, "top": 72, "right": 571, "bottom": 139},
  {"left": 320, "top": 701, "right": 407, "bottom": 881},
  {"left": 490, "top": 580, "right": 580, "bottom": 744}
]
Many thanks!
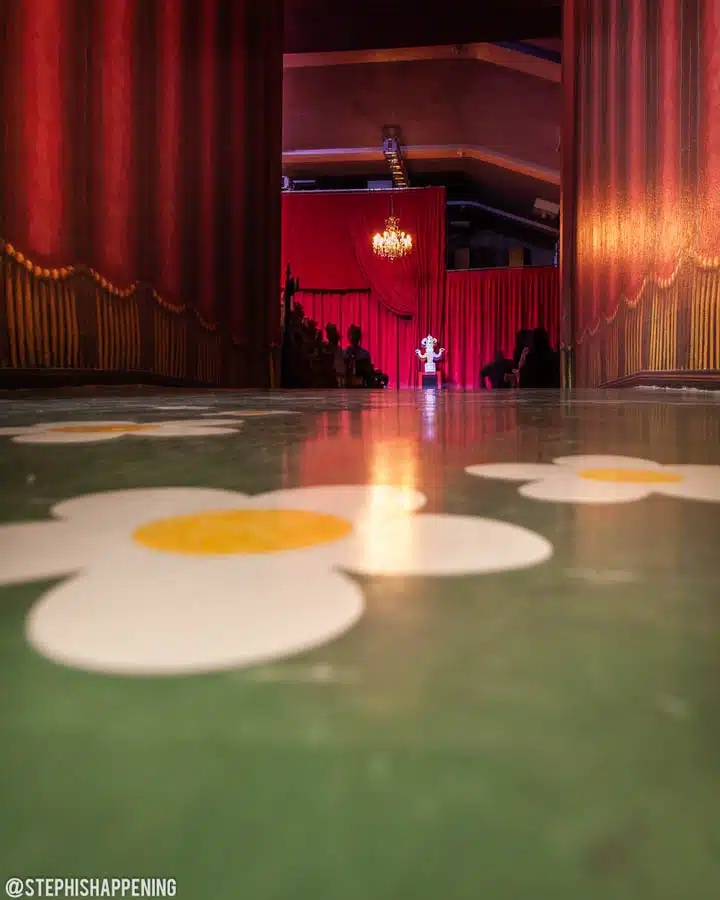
[
  {"left": 284, "top": 42, "right": 560, "bottom": 82},
  {"left": 448, "top": 200, "right": 559, "bottom": 235},
  {"left": 282, "top": 145, "right": 561, "bottom": 186}
]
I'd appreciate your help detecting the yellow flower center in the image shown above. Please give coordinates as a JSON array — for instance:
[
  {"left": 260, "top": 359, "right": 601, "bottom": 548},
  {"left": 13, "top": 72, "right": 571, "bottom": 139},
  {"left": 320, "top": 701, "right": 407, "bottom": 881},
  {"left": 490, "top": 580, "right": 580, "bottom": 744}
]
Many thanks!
[
  {"left": 133, "top": 508, "right": 353, "bottom": 555},
  {"left": 577, "top": 467, "right": 683, "bottom": 484},
  {"left": 49, "top": 425, "right": 154, "bottom": 434}
]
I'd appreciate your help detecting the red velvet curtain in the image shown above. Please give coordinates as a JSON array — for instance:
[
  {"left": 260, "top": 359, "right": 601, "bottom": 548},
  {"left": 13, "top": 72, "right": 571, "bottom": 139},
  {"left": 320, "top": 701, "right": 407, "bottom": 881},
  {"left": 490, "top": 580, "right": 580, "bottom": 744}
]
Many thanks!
[
  {"left": 281, "top": 187, "right": 446, "bottom": 331},
  {"left": 0, "top": 0, "right": 284, "bottom": 378},
  {"left": 298, "top": 270, "right": 559, "bottom": 389},
  {"left": 444, "top": 268, "right": 560, "bottom": 388},
  {"left": 701, "top": 0, "right": 720, "bottom": 253},
  {"left": 658, "top": 0, "right": 681, "bottom": 273},
  {"left": 1, "top": 0, "right": 74, "bottom": 264},
  {"left": 296, "top": 290, "right": 415, "bottom": 388},
  {"left": 626, "top": 0, "right": 647, "bottom": 302}
]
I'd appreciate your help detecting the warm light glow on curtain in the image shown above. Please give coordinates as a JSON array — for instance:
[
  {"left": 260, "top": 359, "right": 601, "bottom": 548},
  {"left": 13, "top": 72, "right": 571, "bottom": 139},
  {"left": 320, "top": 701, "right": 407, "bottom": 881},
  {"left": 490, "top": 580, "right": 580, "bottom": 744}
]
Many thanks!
[
  {"left": 701, "top": 0, "right": 720, "bottom": 253},
  {"left": 625, "top": 0, "right": 646, "bottom": 301},
  {"left": 606, "top": 0, "right": 619, "bottom": 317},
  {"left": 590, "top": 0, "right": 604, "bottom": 329},
  {"left": 658, "top": 0, "right": 682, "bottom": 273}
]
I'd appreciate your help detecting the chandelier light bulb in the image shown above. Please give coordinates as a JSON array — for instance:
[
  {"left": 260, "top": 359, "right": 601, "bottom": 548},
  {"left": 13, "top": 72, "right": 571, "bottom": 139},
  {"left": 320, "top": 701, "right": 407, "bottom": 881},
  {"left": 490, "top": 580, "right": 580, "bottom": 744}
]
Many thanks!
[{"left": 372, "top": 215, "right": 413, "bottom": 260}]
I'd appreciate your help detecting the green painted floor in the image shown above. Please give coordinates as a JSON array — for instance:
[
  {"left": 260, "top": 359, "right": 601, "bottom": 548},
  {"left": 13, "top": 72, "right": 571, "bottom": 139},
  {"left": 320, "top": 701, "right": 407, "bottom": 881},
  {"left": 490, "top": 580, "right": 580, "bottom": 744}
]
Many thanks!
[{"left": 1, "top": 388, "right": 720, "bottom": 899}]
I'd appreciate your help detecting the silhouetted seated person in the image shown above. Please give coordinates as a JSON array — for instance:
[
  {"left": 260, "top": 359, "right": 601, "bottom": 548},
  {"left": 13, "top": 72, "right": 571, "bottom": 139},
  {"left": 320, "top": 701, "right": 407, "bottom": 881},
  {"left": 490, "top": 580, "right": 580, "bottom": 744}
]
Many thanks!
[
  {"left": 506, "top": 329, "right": 532, "bottom": 387},
  {"left": 282, "top": 302, "right": 307, "bottom": 387},
  {"left": 320, "top": 323, "right": 346, "bottom": 387},
  {"left": 519, "top": 328, "right": 561, "bottom": 388},
  {"left": 480, "top": 351, "right": 513, "bottom": 389},
  {"left": 344, "top": 325, "right": 388, "bottom": 388}
]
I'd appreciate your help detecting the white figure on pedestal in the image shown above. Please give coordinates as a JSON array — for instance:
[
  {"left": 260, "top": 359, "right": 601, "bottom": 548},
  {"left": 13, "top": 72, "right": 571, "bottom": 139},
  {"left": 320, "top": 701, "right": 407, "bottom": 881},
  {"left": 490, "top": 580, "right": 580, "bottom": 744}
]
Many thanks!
[{"left": 415, "top": 335, "right": 445, "bottom": 373}]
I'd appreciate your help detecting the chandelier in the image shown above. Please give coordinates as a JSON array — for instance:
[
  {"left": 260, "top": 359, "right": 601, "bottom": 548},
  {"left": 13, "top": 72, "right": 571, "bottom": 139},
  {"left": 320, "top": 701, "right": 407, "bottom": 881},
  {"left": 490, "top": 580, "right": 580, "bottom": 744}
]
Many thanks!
[{"left": 372, "top": 190, "right": 413, "bottom": 261}]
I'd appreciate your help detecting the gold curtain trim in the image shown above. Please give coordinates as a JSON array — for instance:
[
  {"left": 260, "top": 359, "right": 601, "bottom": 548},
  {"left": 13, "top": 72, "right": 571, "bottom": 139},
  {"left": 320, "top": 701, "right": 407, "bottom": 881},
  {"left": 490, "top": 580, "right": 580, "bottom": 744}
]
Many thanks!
[
  {"left": 1, "top": 237, "right": 220, "bottom": 334},
  {"left": 575, "top": 248, "right": 719, "bottom": 347}
]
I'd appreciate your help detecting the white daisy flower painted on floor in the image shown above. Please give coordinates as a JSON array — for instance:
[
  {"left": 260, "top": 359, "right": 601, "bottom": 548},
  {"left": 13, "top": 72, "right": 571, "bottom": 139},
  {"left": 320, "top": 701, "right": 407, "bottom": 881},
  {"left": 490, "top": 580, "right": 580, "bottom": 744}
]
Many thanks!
[
  {"left": 0, "top": 485, "right": 552, "bottom": 676},
  {"left": 0, "top": 418, "right": 242, "bottom": 444},
  {"left": 466, "top": 455, "right": 720, "bottom": 504}
]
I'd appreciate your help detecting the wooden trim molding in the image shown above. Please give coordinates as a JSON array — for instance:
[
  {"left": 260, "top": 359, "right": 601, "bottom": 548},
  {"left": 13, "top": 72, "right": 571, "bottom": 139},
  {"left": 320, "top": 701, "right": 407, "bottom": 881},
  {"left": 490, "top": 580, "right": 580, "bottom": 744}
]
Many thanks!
[
  {"left": 601, "top": 370, "right": 720, "bottom": 390},
  {"left": 282, "top": 145, "right": 561, "bottom": 185},
  {"left": 284, "top": 42, "right": 561, "bottom": 83}
]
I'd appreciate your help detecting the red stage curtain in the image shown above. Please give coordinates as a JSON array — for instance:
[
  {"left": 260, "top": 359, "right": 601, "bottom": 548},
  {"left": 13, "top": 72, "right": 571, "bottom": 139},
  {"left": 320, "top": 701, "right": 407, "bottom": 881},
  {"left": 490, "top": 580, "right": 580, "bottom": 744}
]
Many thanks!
[
  {"left": 281, "top": 188, "right": 446, "bottom": 331},
  {"left": 198, "top": 0, "right": 217, "bottom": 322},
  {"left": 606, "top": 0, "right": 619, "bottom": 315},
  {"left": 91, "top": 0, "right": 137, "bottom": 286},
  {"left": 444, "top": 268, "right": 560, "bottom": 388},
  {"left": 2, "top": 0, "right": 73, "bottom": 265},
  {"left": 156, "top": 0, "right": 183, "bottom": 302},
  {"left": 700, "top": 0, "right": 720, "bottom": 254},
  {"left": 589, "top": 0, "right": 603, "bottom": 329},
  {"left": 626, "top": 0, "right": 647, "bottom": 301},
  {"left": 296, "top": 290, "right": 415, "bottom": 388},
  {"left": 0, "top": 0, "right": 284, "bottom": 384},
  {"left": 658, "top": 0, "right": 682, "bottom": 273},
  {"left": 298, "top": 269, "right": 559, "bottom": 389}
]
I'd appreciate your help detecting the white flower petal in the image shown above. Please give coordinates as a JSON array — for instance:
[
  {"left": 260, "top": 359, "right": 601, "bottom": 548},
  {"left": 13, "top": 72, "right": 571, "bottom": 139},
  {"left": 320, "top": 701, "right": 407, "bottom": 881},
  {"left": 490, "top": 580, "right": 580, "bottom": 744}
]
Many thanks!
[
  {"left": 41, "top": 420, "right": 137, "bottom": 428},
  {"left": 251, "top": 485, "right": 427, "bottom": 522},
  {"left": 53, "top": 488, "right": 251, "bottom": 531},
  {"left": 3, "top": 420, "right": 131, "bottom": 430},
  {"left": 0, "top": 522, "right": 94, "bottom": 585},
  {"left": 13, "top": 431, "right": 124, "bottom": 444},
  {"left": 655, "top": 466, "right": 720, "bottom": 502},
  {"left": 0, "top": 426, "right": 35, "bottom": 436},
  {"left": 341, "top": 513, "right": 552, "bottom": 576},
  {"left": 155, "top": 418, "right": 240, "bottom": 427},
  {"left": 143, "top": 423, "right": 239, "bottom": 438},
  {"left": 26, "top": 564, "right": 364, "bottom": 675},
  {"left": 204, "top": 410, "right": 297, "bottom": 418},
  {"left": 520, "top": 474, "right": 651, "bottom": 504},
  {"left": 153, "top": 405, "right": 211, "bottom": 411},
  {"left": 553, "top": 455, "right": 662, "bottom": 471},
  {"left": 465, "top": 463, "right": 559, "bottom": 482}
]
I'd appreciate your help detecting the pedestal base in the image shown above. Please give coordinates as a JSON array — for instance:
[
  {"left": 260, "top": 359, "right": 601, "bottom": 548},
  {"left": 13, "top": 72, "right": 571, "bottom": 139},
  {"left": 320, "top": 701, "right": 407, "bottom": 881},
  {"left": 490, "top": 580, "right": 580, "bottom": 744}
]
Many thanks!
[{"left": 419, "top": 372, "right": 443, "bottom": 388}]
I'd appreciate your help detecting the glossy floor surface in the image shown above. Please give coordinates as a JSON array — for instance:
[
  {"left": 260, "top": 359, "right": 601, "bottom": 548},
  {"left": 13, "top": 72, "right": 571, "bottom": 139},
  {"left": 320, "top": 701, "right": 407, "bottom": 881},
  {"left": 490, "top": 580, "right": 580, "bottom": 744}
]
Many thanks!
[{"left": 1, "top": 387, "right": 720, "bottom": 899}]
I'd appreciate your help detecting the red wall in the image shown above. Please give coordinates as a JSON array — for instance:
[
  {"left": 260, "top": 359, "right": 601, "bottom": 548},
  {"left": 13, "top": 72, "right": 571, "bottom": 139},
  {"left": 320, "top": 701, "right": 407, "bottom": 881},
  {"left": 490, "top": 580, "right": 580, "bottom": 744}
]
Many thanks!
[{"left": 566, "top": 0, "right": 720, "bottom": 385}]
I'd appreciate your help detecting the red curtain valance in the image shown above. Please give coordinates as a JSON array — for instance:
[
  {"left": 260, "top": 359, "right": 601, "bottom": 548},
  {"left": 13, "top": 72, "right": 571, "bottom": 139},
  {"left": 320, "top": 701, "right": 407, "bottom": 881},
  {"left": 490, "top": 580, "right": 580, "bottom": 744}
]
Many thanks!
[{"left": 281, "top": 187, "right": 446, "bottom": 329}]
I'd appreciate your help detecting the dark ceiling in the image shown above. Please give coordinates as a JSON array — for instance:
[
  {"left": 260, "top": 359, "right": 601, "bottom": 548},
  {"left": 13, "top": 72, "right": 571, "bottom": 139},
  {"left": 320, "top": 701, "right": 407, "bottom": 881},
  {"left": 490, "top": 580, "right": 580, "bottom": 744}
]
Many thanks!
[
  {"left": 282, "top": 1, "right": 562, "bottom": 244},
  {"left": 284, "top": 0, "right": 563, "bottom": 54}
]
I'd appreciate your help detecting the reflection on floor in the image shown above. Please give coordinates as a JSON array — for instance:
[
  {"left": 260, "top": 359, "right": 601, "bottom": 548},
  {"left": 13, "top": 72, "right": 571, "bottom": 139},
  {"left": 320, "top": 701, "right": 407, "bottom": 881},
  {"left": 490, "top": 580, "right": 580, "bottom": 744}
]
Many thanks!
[{"left": 1, "top": 388, "right": 719, "bottom": 898}]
